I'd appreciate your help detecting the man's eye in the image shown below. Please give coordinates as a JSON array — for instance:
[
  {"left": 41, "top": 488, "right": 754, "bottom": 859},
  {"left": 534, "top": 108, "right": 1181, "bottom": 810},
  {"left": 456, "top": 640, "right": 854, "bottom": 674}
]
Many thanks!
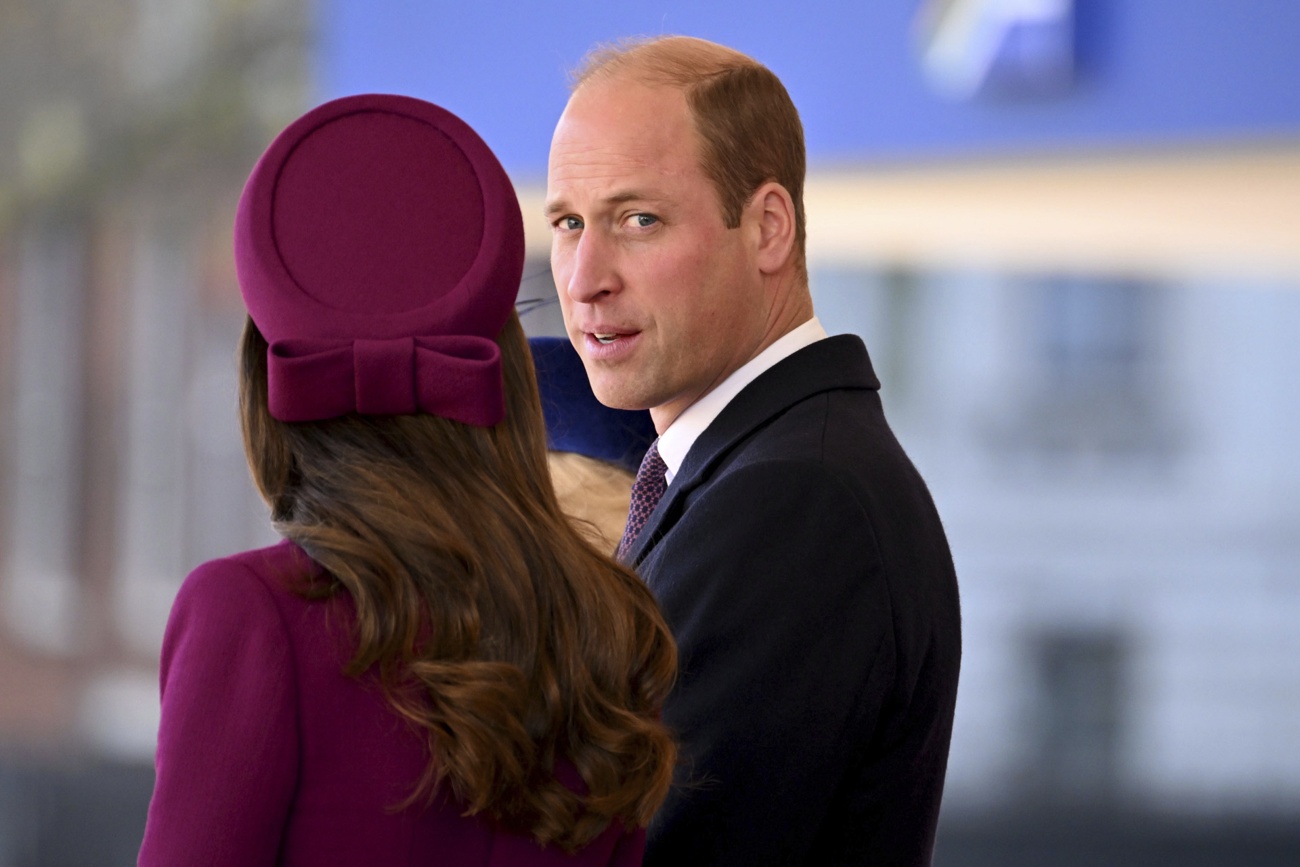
[
  {"left": 630, "top": 214, "right": 658, "bottom": 228},
  {"left": 559, "top": 216, "right": 583, "bottom": 231}
]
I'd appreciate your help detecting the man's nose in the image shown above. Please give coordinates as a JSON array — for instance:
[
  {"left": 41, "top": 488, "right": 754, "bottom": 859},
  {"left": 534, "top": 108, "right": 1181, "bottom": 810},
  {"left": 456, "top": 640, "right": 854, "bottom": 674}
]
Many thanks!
[{"left": 564, "top": 230, "right": 620, "bottom": 304}]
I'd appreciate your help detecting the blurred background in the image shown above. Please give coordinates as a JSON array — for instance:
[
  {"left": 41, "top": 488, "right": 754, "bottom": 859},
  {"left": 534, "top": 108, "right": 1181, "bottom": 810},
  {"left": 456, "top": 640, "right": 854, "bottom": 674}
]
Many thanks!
[{"left": 1, "top": 1, "right": 1297, "bottom": 864}]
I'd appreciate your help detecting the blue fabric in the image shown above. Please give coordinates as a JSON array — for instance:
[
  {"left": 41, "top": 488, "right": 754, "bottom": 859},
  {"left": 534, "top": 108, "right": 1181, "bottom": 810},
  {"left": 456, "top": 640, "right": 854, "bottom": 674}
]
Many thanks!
[{"left": 529, "top": 337, "right": 656, "bottom": 473}]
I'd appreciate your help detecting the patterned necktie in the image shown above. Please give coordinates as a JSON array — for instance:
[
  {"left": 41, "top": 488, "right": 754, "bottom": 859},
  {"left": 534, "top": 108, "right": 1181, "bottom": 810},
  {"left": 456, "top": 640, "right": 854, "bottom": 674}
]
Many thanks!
[{"left": 617, "top": 441, "right": 667, "bottom": 560}]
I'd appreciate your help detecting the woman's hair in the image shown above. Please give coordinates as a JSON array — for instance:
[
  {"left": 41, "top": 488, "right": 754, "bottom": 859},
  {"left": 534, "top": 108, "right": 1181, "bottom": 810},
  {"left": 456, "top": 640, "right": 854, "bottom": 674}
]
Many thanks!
[
  {"left": 239, "top": 311, "right": 676, "bottom": 851},
  {"left": 547, "top": 451, "right": 637, "bottom": 553}
]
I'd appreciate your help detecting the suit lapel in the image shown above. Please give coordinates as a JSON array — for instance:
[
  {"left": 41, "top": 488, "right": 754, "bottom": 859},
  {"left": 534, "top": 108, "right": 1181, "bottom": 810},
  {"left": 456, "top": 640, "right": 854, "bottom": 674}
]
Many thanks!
[{"left": 624, "top": 335, "right": 879, "bottom": 566}]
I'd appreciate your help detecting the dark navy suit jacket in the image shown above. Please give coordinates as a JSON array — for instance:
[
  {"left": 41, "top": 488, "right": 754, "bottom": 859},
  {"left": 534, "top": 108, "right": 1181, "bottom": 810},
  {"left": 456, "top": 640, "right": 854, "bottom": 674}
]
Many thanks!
[{"left": 631, "top": 335, "right": 961, "bottom": 866}]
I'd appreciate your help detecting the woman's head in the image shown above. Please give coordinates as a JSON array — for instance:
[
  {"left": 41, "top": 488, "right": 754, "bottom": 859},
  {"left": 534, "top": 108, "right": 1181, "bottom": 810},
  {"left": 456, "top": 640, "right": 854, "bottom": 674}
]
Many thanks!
[{"left": 232, "top": 92, "right": 540, "bottom": 531}]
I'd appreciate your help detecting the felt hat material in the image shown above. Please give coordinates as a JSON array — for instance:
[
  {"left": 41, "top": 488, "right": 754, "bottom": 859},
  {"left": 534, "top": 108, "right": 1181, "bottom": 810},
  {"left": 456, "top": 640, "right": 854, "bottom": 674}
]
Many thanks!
[{"left": 235, "top": 93, "right": 524, "bottom": 425}]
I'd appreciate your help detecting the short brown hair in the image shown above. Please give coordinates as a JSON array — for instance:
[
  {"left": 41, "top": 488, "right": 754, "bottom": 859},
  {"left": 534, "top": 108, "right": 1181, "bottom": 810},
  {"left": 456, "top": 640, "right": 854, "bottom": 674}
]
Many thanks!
[
  {"left": 239, "top": 312, "right": 676, "bottom": 851},
  {"left": 573, "top": 35, "right": 808, "bottom": 276}
]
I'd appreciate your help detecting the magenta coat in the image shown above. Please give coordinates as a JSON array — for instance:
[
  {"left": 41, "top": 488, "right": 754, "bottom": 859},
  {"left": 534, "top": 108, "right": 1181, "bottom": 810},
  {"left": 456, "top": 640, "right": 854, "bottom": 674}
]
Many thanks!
[{"left": 139, "top": 540, "right": 644, "bottom": 866}]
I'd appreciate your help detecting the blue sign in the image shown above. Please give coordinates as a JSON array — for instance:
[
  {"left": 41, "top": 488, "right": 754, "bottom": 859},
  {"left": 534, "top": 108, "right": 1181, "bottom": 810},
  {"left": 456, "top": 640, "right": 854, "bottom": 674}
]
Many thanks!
[{"left": 317, "top": 0, "right": 1300, "bottom": 176}]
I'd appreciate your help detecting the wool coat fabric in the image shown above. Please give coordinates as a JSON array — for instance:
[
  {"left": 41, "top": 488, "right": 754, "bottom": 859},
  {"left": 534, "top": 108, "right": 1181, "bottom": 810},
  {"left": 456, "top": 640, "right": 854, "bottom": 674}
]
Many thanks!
[{"left": 139, "top": 541, "right": 645, "bottom": 867}]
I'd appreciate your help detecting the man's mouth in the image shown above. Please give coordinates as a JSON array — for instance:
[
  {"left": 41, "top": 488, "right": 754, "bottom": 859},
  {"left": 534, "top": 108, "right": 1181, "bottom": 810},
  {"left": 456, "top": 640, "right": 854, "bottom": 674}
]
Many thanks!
[{"left": 594, "top": 332, "right": 619, "bottom": 345}]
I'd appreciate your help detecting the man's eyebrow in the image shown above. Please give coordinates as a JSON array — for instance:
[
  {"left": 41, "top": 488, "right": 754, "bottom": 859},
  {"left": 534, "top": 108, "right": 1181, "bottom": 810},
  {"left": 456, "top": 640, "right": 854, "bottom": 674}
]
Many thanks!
[{"left": 543, "top": 190, "right": 660, "bottom": 218}]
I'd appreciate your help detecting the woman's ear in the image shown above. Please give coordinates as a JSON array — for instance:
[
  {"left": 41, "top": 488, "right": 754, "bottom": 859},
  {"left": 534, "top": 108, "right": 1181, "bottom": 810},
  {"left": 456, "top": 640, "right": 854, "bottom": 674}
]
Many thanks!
[{"left": 747, "top": 181, "right": 797, "bottom": 274}]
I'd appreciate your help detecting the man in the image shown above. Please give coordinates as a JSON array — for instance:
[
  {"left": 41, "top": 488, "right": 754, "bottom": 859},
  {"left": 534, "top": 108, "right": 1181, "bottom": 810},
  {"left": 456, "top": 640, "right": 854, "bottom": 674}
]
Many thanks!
[{"left": 546, "top": 36, "right": 961, "bottom": 866}]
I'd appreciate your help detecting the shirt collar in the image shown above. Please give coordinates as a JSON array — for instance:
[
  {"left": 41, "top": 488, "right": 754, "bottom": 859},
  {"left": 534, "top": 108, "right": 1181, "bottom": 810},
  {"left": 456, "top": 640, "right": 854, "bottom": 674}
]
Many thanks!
[{"left": 657, "top": 317, "right": 827, "bottom": 485}]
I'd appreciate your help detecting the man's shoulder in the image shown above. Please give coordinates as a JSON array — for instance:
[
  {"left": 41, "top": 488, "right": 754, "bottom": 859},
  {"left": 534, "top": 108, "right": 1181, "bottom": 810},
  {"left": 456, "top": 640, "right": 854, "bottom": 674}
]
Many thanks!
[
  {"left": 675, "top": 337, "right": 941, "bottom": 543},
  {"left": 690, "top": 335, "right": 883, "bottom": 469},
  {"left": 723, "top": 369, "right": 889, "bottom": 473},
  {"left": 764, "top": 333, "right": 876, "bottom": 393}
]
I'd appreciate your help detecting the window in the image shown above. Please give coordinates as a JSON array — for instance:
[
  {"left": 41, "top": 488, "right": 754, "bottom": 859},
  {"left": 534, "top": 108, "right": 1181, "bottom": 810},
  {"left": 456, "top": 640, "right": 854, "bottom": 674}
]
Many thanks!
[
  {"left": 4, "top": 226, "right": 87, "bottom": 655},
  {"left": 995, "top": 274, "right": 1177, "bottom": 466},
  {"left": 1024, "top": 628, "right": 1129, "bottom": 804}
]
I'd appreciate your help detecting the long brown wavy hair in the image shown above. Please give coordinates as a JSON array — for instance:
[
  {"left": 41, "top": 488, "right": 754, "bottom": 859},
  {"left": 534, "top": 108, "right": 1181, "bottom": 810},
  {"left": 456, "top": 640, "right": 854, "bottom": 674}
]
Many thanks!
[{"left": 238, "top": 312, "right": 676, "bottom": 851}]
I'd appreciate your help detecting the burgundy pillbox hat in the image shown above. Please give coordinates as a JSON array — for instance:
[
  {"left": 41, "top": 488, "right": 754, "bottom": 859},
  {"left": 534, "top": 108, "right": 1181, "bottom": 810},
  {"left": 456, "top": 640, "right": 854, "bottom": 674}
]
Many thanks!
[{"left": 235, "top": 93, "right": 524, "bottom": 425}]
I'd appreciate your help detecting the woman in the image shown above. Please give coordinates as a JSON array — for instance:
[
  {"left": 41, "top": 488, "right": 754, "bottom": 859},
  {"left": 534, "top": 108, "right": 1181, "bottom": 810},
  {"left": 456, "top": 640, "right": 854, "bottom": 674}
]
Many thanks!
[{"left": 139, "top": 95, "right": 676, "bottom": 866}]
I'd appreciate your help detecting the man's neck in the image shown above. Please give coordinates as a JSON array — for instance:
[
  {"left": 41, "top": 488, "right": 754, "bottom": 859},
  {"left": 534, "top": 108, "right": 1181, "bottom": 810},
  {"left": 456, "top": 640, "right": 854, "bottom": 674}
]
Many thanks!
[
  {"left": 654, "top": 316, "right": 827, "bottom": 483},
  {"left": 650, "top": 283, "right": 813, "bottom": 432}
]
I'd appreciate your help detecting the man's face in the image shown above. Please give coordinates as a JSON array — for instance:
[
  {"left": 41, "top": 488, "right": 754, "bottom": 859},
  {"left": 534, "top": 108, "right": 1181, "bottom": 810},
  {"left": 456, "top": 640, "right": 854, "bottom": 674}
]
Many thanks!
[{"left": 546, "top": 80, "right": 768, "bottom": 431}]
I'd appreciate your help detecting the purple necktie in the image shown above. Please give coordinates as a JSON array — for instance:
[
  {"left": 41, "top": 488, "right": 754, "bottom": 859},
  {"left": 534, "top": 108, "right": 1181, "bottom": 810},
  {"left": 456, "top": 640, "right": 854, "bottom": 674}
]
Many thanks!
[{"left": 617, "top": 441, "right": 667, "bottom": 560}]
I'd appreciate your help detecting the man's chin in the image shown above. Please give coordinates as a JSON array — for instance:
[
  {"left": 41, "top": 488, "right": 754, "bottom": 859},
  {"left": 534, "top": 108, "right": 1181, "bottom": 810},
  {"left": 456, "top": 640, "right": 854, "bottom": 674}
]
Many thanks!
[{"left": 590, "top": 382, "right": 654, "bottom": 414}]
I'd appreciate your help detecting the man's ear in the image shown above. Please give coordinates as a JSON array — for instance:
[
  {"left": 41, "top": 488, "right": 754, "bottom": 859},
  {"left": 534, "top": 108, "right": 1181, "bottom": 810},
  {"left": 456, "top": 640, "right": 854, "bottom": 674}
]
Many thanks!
[{"left": 748, "top": 181, "right": 797, "bottom": 274}]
